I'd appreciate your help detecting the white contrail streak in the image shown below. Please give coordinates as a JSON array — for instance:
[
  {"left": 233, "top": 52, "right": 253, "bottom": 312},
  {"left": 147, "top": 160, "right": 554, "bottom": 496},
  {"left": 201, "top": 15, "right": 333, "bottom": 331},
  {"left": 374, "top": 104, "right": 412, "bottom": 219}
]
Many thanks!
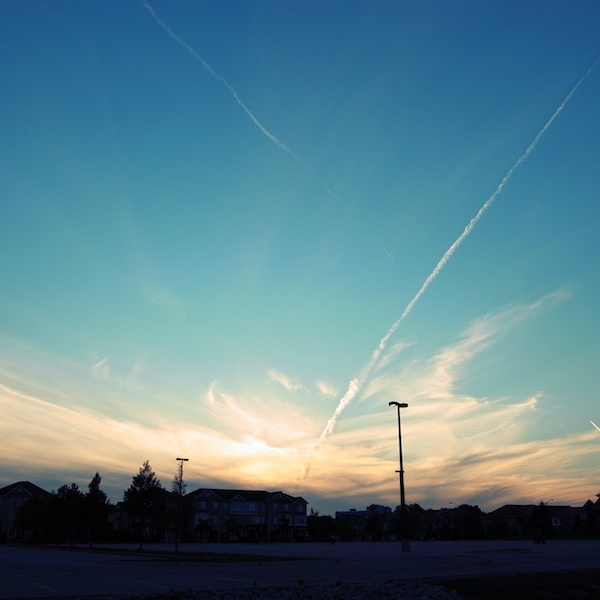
[
  {"left": 591, "top": 420, "right": 600, "bottom": 432},
  {"left": 142, "top": 2, "right": 297, "bottom": 157},
  {"left": 141, "top": 2, "right": 339, "bottom": 201},
  {"left": 302, "top": 61, "right": 597, "bottom": 479}
]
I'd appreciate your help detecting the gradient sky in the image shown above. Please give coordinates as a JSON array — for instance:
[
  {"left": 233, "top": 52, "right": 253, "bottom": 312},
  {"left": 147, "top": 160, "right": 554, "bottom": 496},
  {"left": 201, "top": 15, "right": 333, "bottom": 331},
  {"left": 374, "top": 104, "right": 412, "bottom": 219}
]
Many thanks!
[{"left": 1, "top": 1, "right": 599, "bottom": 514}]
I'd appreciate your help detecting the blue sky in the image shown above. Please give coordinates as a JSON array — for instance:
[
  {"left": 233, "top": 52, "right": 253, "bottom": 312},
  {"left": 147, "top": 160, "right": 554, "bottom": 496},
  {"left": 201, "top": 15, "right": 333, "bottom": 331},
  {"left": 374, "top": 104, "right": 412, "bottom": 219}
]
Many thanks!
[{"left": 1, "top": 0, "right": 599, "bottom": 514}]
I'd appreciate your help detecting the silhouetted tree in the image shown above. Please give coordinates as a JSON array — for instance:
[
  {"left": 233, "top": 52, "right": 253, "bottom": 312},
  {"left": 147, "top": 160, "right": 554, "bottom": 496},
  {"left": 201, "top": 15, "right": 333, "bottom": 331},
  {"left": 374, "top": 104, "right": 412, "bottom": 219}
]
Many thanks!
[
  {"left": 391, "top": 504, "right": 416, "bottom": 540},
  {"left": 16, "top": 495, "right": 53, "bottom": 542},
  {"left": 452, "top": 504, "right": 484, "bottom": 539},
  {"left": 54, "top": 483, "right": 85, "bottom": 546},
  {"left": 224, "top": 516, "right": 240, "bottom": 541},
  {"left": 365, "top": 505, "right": 383, "bottom": 541},
  {"left": 85, "top": 472, "right": 111, "bottom": 546},
  {"left": 307, "top": 510, "right": 336, "bottom": 541},
  {"left": 277, "top": 515, "right": 291, "bottom": 541},
  {"left": 530, "top": 501, "right": 552, "bottom": 542},
  {"left": 336, "top": 514, "right": 358, "bottom": 542},
  {"left": 122, "top": 460, "right": 166, "bottom": 549}
]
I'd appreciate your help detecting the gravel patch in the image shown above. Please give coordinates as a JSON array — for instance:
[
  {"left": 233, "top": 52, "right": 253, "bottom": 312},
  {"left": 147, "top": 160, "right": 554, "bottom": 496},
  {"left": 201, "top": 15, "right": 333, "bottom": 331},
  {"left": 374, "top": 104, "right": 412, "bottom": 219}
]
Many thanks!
[{"left": 123, "top": 580, "right": 463, "bottom": 600}]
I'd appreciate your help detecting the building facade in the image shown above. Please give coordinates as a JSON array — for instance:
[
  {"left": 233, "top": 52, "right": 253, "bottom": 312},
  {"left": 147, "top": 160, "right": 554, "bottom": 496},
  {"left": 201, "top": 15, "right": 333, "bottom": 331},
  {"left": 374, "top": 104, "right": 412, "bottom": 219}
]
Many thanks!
[
  {"left": 185, "top": 488, "right": 308, "bottom": 542},
  {"left": 0, "top": 481, "right": 53, "bottom": 542}
]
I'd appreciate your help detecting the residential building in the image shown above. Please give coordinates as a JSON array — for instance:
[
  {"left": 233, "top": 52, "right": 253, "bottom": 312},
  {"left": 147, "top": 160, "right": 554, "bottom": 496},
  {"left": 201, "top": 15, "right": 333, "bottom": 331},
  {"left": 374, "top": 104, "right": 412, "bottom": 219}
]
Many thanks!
[
  {"left": 335, "top": 504, "right": 393, "bottom": 541},
  {"left": 486, "top": 503, "right": 583, "bottom": 539},
  {"left": 0, "top": 481, "right": 53, "bottom": 542},
  {"left": 185, "top": 488, "right": 308, "bottom": 542}
]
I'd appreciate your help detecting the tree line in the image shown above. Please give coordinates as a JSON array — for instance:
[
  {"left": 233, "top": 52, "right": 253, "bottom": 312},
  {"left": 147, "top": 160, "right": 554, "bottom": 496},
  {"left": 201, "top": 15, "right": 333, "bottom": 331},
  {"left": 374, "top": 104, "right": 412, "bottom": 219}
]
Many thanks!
[{"left": 16, "top": 460, "right": 180, "bottom": 548}]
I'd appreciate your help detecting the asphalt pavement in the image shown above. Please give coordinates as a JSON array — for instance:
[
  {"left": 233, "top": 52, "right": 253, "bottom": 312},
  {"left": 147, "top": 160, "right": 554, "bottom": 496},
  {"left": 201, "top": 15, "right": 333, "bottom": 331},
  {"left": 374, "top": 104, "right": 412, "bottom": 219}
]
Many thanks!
[{"left": 2, "top": 539, "right": 600, "bottom": 598}]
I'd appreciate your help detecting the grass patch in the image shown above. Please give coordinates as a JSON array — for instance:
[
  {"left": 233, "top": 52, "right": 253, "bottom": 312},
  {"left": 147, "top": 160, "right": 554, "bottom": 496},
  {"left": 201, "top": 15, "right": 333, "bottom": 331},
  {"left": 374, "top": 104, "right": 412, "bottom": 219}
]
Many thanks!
[{"left": 442, "top": 569, "right": 600, "bottom": 600}]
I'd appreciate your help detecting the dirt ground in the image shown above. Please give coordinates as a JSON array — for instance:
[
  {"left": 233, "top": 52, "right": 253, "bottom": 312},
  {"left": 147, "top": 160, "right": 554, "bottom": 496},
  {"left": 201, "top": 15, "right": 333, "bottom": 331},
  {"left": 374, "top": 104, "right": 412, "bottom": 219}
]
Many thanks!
[{"left": 442, "top": 569, "right": 600, "bottom": 600}]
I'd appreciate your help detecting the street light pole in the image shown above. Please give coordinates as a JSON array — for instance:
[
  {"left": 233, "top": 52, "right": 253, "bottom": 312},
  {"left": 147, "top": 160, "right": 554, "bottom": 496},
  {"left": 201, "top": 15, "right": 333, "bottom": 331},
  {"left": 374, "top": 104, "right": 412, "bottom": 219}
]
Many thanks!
[
  {"left": 389, "top": 401, "right": 410, "bottom": 552},
  {"left": 175, "top": 458, "right": 188, "bottom": 552}
]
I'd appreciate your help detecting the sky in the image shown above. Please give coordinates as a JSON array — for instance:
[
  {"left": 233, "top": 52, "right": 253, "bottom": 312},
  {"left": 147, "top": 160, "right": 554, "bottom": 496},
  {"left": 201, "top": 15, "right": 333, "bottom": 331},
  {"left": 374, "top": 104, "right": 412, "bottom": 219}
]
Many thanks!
[{"left": 1, "top": 0, "right": 599, "bottom": 515}]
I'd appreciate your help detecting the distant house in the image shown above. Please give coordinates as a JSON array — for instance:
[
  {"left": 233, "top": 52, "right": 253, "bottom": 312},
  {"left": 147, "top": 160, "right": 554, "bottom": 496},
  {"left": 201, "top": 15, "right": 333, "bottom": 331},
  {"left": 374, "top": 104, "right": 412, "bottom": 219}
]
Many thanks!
[
  {"left": 486, "top": 503, "right": 582, "bottom": 539},
  {"left": 184, "top": 488, "right": 308, "bottom": 542},
  {"left": 578, "top": 497, "right": 600, "bottom": 536},
  {"left": 546, "top": 505, "right": 579, "bottom": 534},
  {"left": 485, "top": 504, "right": 533, "bottom": 538},
  {"left": 421, "top": 508, "right": 456, "bottom": 540},
  {"left": 0, "top": 481, "right": 53, "bottom": 542},
  {"left": 335, "top": 504, "right": 393, "bottom": 541}
]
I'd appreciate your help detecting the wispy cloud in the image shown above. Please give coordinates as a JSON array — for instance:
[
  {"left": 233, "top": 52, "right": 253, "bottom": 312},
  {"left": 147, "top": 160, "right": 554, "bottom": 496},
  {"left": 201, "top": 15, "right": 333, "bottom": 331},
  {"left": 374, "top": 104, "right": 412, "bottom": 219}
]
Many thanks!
[
  {"left": 307, "top": 62, "right": 597, "bottom": 469},
  {"left": 204, "top": 386, "right": 313, "bottom": 448},
  {"left": 268, "top": 369, "right": 307, "bottom": 393},
  {"left": 316, "top": 380, "right": 338, "bottom": 398},
  {"left": 361, "top": 291, "right": 569, "bottom": 406},
  {"left": 88, "top": 351, "right": 145, "bottom": 390},
  {"left": 140, "top": 280, "right": 186, "bottom": 319},
  {"left": 296, "top": 293, "right": 595, "bottom": 506},
  {"left": 90, "top": 352, "right": 111, "bottom": 380},
  {"left": 204, "top": 381, "right": 217, "bottom": 405},
  {"left": 0, "top": 293, "right": 596, "bottom": 510}
]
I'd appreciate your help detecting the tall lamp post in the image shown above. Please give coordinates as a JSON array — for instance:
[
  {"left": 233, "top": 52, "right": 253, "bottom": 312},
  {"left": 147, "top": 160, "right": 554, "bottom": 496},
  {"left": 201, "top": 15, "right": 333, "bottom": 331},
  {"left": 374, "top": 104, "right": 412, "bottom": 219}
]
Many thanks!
[
  {"left": 175, "top": 458, "right": 189, "bottom": 552},
  {"left": 389, "top": 401, "right": 410, "bottom": 552}
]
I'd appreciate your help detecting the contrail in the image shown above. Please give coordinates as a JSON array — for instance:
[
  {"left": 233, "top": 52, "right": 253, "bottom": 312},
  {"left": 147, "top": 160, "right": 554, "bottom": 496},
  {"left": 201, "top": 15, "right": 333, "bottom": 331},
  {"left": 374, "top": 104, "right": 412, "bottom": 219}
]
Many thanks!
[
  {"left": 141, "top": 2, "right": 339, "bottom": 201},
  {"left": 591, "top": 420, "right": 600, "bottom": 432},
  {"left": 302, "top": 61, "right": 597, "bottom": 479}
]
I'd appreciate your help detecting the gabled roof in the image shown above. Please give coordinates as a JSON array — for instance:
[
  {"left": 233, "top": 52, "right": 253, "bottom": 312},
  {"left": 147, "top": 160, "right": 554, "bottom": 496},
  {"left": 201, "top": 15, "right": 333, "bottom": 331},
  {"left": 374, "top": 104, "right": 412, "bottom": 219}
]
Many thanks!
[
  {"left": 268, "top": 491, "right": 307, "bottom": 504},
  {"left": 0, "top": 481, "right": 52, "bottom": 498},
  {"left": 186, "top": 488, "right": 308, "bottom": 504},
  {"left": 487, "top": 504, "right": 535, "bottom": 519},
  {"left": 547, "top": 505, "right": 577, "bottom": 518},
  {"left": 187, "top": 488, "right": 270, "bottom": 502}
]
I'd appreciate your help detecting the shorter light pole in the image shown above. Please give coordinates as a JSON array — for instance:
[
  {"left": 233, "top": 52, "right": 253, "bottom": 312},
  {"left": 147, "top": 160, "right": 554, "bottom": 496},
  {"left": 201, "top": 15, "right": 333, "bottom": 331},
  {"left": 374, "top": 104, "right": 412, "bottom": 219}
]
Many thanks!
[
  {"left": 389, "top": 401, "right": 410, "bottom": 552},
  {"left": 175, "top": 458, "right": 188, "bottom": 552}
]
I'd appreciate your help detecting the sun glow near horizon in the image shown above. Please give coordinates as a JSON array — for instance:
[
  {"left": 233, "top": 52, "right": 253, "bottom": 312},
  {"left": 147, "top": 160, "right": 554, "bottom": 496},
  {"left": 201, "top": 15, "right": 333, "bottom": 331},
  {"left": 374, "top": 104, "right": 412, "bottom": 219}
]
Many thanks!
[{"left": 2, "top": 292, "right": 598, "bottom": 512}]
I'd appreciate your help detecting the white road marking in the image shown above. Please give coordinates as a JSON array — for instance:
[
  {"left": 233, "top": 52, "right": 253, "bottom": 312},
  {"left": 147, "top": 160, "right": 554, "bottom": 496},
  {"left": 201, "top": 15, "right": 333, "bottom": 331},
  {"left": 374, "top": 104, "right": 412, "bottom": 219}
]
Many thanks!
[
  {"left": 215, "top": 576, "right": 273, "bottom": 587},
  {"left": 130, "top": 578, "right": 171, "bottom": 590},
  {"left": 33, "top": 583, "right": 63, "bottom": 594}
]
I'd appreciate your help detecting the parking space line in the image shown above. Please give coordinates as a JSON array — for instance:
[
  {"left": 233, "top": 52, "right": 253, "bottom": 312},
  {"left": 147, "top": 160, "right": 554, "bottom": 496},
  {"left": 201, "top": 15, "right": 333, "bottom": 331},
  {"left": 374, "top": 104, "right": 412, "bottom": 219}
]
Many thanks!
[
  {"left": 33, "top": 583, "right": 63, "bottom": 594},
  {"left": 215, "top": 576, "right": 273, "bottom": 587},
  {"left": 130, "top": 578, "right": 171, "bottom": 590}
]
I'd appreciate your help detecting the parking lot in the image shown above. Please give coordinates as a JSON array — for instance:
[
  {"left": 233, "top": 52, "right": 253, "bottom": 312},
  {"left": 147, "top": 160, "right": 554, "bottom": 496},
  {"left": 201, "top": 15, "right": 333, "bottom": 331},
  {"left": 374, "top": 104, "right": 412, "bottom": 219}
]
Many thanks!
[{"left": 2, "top": 539, "right": 600, "bottom": 598}]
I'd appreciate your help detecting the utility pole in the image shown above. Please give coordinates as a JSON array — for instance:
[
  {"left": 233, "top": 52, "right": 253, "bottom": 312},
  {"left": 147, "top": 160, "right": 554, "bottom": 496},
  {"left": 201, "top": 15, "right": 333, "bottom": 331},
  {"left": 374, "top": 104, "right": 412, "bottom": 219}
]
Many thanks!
[
  {"left": 175, "top": 457, "right": 188, "bottom": 552},
  {"left": 389, "top": 402, "right": 410, "bottom": 552}
]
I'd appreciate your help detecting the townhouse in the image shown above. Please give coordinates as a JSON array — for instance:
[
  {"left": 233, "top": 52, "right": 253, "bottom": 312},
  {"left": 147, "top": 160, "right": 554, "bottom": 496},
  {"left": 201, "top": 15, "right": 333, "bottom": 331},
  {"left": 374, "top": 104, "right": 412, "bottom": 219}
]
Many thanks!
[{"left": 184, "top": 488, "right": 308, "bottom": 542}]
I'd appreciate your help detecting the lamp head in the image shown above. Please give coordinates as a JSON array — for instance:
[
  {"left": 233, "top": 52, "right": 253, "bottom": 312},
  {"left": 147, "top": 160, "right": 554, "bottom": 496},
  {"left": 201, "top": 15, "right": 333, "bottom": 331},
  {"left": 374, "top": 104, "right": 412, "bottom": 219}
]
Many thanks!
[{"left": 389, "top": 402, "right": 408, "bottom": 408}]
